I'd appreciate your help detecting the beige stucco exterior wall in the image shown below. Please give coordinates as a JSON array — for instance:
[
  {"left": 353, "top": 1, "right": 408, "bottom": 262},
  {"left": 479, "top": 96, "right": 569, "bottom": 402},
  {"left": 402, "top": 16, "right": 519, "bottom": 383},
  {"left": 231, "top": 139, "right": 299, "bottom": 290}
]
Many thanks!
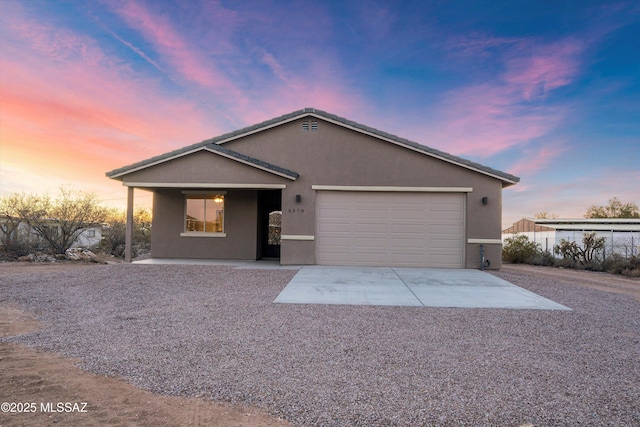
[
  {"left": 150, "top": 189, "right": 259, "bottom": 259},
  {"left": 223, "top": 118, "right": 505, "bottom": 268},
  {"left": 120, "top": 116, "right": 507, "bottom": 268}
]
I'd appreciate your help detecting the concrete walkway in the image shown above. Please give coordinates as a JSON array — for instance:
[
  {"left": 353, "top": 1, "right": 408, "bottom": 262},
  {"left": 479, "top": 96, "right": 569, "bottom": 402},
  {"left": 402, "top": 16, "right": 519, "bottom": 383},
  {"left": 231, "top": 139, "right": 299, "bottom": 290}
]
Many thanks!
[
  {"left": 274, "top": 266, "right": 571, "bottom": 310},
  {"left": 133, "top": 258, "right": 301, "bottom": 270}
]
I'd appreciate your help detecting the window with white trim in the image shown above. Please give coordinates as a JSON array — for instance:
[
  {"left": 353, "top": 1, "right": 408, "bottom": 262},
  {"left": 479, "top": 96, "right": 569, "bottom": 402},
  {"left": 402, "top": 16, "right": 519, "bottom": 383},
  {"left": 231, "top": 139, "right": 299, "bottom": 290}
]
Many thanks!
[{"left": 185, "top": 194, "right": 224, "bottom": 233}]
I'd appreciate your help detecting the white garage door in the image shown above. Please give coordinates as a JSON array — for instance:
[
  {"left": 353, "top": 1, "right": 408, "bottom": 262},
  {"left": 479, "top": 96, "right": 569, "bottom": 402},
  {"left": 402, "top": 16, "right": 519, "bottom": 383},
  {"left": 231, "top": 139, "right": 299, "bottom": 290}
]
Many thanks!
[{"left": 316, "top": 191, "right": 465, "bottom": 268}]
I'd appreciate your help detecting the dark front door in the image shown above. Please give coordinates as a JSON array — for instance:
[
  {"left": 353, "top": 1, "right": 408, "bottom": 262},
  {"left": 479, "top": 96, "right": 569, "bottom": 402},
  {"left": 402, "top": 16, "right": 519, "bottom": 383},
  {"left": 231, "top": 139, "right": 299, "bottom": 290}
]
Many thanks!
[{"left": 258, "top": 190, "right": 282, "bottom": 259}]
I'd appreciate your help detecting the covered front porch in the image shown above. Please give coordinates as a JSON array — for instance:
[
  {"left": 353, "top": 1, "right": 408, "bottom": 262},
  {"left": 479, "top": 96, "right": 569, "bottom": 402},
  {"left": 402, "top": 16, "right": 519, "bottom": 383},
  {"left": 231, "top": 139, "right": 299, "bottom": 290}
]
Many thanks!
[{"left": 121, "top": 185, "right": 286, "bottom": 263}]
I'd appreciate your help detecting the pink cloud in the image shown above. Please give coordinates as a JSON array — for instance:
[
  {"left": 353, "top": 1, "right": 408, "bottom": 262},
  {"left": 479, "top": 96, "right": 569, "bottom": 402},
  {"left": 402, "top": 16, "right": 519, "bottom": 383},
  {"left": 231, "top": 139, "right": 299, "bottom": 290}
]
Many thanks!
[
  {"left": 503, "top": 40, "right": 584, "bottom": 100},
  {"left": 507, "top": 141, "right": 570, "bottom": 177},
  {"left": 0, "top": 0, "right": 371, "bottom": 206},
  {"left": 429, "top": 37, "right": 584, "bottom": 158},
  {"left": 103, "top": 0, "right": 368, "bottom": 128},
  {"left": 428, "top": 83, "right": 565, "bottom": 157},
  {"left": 0, "top": 4, "right": 223, "bottom": 201},
  {"left": 106, "top": 0, "right": 246, "bottom": 101}
]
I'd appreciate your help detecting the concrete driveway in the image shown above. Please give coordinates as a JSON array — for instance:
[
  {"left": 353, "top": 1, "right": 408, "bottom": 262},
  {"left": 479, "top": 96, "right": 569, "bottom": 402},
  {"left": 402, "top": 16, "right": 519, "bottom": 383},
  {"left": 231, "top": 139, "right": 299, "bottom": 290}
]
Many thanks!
[{"left": 274, "top": 266, "right": 570, "bottom": 310}]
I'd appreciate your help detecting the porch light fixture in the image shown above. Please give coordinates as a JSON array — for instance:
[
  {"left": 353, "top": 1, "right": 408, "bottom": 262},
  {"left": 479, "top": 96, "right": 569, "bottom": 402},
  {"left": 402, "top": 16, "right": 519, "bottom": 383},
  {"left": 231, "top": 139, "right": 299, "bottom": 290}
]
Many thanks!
[
  {"left": 295, "top": 195, "right": 302, "bottom": 203},
  {"left": 482, "top": 197, "right": 488, "bottom": 205},
  {"left": 214, "top": 195, "right": 224, "bottom": 203}
]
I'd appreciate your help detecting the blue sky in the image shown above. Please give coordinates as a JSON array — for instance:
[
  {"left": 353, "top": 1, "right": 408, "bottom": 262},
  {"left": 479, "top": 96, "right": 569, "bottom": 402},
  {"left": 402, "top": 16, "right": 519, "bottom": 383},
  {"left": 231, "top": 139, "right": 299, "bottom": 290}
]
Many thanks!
[{"left": 0, "top": 0, "right": 638, "bottom": 226}]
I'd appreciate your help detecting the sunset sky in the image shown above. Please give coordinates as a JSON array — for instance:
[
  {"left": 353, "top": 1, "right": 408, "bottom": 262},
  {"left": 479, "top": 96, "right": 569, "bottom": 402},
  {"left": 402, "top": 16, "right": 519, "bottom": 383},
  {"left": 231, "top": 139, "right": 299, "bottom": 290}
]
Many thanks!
[{"left": 0, "top": 0, "right": 638, "bottom": 227}]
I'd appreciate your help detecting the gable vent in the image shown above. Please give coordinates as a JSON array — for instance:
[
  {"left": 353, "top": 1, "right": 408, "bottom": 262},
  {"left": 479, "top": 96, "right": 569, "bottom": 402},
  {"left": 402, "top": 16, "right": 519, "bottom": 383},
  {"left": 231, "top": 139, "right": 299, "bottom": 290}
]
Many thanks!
[
  {"left": 302, "top": 121, "right": 309, "bottom": 132},
  {"left": 311, "top": 121, "right": 318, "bottom": 131}
]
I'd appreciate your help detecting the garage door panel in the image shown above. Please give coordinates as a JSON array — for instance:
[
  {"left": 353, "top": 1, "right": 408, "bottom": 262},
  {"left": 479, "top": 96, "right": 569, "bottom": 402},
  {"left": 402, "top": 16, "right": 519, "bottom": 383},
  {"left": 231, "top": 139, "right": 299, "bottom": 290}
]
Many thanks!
[
  {"left": 354, "top": 253, "right": 387, "bottom": 264},
  {"left": 316, "top": 191, "right": 464, "bottom": 268},
  {"left": 389, "top": 239, "right": 426, "bottom": 248},
  {"left": 431, "top": 210, "right": 463, "bottom": 221},
  {"left": 354, "top": 238, "right": 388, "bottom": 248},
  {"left": 431, "top": 225, "right": 463, "bottom": 234}
]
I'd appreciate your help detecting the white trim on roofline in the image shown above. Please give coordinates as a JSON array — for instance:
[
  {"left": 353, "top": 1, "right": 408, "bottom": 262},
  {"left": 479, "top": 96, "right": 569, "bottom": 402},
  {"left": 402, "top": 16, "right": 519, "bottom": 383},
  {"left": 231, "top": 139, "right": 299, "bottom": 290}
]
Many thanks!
[
  {"left": 123, "top": 182, "right": 287, "bottom": 189},
  {"left": 311, "top": 185, "right": 473, "bottom": 192}
]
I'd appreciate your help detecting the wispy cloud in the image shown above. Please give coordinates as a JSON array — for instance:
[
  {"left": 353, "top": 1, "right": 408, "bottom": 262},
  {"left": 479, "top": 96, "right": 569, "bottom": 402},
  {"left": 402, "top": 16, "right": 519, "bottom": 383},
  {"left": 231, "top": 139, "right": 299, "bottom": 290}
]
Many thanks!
[
  {"left": 507, "top": 140, "right": 570, "bottom": 177},
  {"left": 503, "top": 39, "right": 584, "bottom": 101},
  {"left": 431, "top": 35, "right": 584, "bottom": 158},
  {"left": 0, "top": 2, "right": 216, "bottom": 190},
  {"left": 107, "top": 0, "right": 235, "bottom": 92},
  {"left": 102, "top": 0, "right": 366, "bottom": 126}
]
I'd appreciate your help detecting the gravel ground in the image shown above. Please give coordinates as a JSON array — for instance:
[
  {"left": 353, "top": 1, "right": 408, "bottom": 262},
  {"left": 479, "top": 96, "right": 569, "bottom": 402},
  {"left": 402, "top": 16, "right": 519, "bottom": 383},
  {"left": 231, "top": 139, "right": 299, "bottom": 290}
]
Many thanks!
[{"left": 2, "top": 264, "right": 639, "bottom": 426}]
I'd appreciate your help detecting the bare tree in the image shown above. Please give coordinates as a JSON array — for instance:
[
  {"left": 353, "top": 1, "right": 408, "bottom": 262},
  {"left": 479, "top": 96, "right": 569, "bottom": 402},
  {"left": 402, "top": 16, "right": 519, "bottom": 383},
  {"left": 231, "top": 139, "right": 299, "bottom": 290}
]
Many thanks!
[
  {"left": 0, "top": 188, "right": 108, "bottom": 255},
  {"left": 585, "top": 197, "right": 640, "bottom": 218},
  {"left": 534, "top": 211, "right": 558, "bottom": 219},
  {"left": 0, "top": 193, "right": 36, "bottom": 256}
]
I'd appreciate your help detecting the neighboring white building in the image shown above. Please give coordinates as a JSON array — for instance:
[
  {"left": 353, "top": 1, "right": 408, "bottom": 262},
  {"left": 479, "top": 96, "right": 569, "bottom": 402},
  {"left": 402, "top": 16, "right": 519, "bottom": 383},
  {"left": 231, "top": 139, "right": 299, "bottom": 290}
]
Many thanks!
[
  {"left": 502, "top": 218, "right": 640, "bottom": 258},
  {"left": 72, "top": 226, "right": 102, "bottom": 248},
  {"left": 0, "top": 217, "right": 103, "bottom": 251}
]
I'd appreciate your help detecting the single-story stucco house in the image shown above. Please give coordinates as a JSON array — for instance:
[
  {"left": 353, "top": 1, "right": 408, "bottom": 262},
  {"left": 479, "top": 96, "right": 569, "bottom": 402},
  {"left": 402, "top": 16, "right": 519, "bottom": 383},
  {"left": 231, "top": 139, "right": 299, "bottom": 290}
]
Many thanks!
[{"left": 107, "top": 108, "right": 519, "bottom": 269}]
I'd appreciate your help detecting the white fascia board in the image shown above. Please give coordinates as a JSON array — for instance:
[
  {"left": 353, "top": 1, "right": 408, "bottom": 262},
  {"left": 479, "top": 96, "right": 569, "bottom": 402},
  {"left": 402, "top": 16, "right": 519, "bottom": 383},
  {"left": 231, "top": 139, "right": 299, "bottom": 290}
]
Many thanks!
[
  {"left": 123, "top": 182, "right": 286, "bottom": 189},
  {"left": 311, "top": 185, "right": 473, "bottom": 192}
]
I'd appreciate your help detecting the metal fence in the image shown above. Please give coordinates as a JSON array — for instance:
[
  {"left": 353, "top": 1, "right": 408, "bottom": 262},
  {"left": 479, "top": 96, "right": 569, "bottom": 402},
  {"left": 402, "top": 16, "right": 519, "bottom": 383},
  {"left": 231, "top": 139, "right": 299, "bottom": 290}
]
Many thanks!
[{"left": 504, "top": 231, "right": 639, "bottom": 259}]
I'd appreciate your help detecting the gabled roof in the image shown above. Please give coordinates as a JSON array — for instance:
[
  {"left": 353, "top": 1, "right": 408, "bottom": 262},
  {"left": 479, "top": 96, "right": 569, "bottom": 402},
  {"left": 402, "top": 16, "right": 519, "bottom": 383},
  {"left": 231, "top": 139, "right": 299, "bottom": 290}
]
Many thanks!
[
  {"left": 106, "top": 107, "right": 520, "bottom": 186},
  {"left": 107, "top": 139, "right": 299, "bottom": 180}
]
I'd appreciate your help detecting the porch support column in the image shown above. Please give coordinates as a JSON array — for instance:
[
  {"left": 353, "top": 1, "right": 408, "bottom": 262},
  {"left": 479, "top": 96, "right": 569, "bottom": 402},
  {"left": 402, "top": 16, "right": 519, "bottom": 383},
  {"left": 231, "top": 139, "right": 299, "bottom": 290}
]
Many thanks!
[{"left": 125, "top": 186, "right": 134, "bottom": 263}]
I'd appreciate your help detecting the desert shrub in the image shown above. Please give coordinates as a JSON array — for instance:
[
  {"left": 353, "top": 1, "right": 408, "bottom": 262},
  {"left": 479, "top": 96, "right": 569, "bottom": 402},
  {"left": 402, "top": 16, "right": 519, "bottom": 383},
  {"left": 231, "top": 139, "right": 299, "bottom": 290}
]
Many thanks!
[
  {"left": 619, "top": 256, "right": 640, "bottom": 277},
  {"left": 554, "top": 232, "right": 606, "bottom": 270},
  {"left": 555, "top": 257, "right": 577, "bottom": 269},
  {"left": 101, "top": 208, "right": 151, "bottom": 258},
  {"left": 502, "top": 234, "right": 542, "bottom": 264},
  {"left": 529, "top": 250, "right": 555, "bottom": 266},
  {"left": 604, "top": 254, "right": 630, "bottom": 275}
]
